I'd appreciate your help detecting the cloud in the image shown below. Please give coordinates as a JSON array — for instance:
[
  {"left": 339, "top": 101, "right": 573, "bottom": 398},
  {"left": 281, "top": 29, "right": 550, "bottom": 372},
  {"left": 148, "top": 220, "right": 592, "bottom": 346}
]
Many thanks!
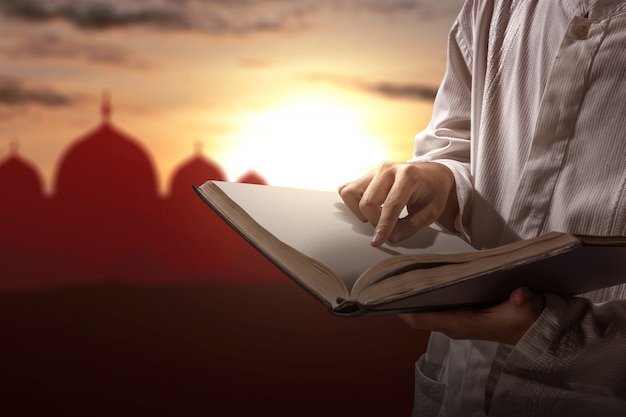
[
  {"left": 0, "top": 0, "right": 453, "bottom": 35},
  {"left": 238, "top": 58, "right": 276, "bottom": 69},
  {"left": 0, "top": 77, "right": 75, "bottom": 107},
  {"left": 2, "top": 32, "right": 149, "bottom": 68},
  {"left": 0, "top": 0, "right": 188, "bottom": 30},
  {"left": 332, "top": 0, "right": 422, "bottom": 14},
  {"left": 0, "top": 0, "right": 304, "bottom": 34},
  {"left": 360, "top": 81, "right": 438, "bottom": 101},
  {"left": 306, "top": 73, "right": 439, "bottom": 102}
]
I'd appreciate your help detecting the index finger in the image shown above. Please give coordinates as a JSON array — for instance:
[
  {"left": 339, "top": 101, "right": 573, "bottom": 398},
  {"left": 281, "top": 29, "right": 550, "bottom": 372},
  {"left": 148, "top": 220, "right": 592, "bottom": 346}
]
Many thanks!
[{"left": 370, "top": 175, "right": 413, "bottom": 246}]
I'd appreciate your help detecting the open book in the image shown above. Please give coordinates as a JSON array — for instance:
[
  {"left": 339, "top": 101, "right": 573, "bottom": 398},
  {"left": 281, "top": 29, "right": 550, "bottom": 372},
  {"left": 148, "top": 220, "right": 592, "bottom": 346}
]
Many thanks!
[{"left": 194, "top": 181, "right": 626, "bottom": 317}]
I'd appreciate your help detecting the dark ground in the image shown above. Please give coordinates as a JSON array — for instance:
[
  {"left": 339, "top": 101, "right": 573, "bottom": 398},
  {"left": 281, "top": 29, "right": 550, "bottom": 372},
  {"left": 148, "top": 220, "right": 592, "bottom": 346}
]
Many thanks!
[{"left": 0, "top": 281, "right": 428, "bottom": 416}]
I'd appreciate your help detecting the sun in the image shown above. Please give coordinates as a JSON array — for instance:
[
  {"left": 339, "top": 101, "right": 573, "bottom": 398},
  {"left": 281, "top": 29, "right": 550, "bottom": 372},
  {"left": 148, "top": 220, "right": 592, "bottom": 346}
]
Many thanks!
[{"left": 222, "top": 98, "right": 388, "bottom": 190}]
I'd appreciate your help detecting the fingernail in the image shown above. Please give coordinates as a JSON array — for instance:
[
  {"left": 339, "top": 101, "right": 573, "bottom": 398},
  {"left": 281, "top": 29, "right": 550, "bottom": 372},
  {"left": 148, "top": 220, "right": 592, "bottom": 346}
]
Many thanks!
[{"left": 371, "top": 229, "right": 383, "bottom": 246}]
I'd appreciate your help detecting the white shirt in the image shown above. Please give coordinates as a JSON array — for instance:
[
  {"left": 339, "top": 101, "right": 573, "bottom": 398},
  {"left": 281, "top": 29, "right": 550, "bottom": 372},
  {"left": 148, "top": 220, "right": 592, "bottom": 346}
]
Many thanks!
[{"left": 411, "top": 0, "right": 626, "bottom": 415}]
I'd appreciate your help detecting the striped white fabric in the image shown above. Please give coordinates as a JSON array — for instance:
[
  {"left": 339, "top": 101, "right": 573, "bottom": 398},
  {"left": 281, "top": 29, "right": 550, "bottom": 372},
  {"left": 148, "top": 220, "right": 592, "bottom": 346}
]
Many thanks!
[{"left": 410, "top": 0, "right": 626, "bottom": 415}]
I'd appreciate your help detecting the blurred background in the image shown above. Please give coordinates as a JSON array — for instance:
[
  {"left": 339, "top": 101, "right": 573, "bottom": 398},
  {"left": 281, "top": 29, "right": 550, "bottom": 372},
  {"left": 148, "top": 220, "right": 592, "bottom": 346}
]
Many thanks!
[{"left": 0, "top": 0, "right": 462, "bottom": 415}]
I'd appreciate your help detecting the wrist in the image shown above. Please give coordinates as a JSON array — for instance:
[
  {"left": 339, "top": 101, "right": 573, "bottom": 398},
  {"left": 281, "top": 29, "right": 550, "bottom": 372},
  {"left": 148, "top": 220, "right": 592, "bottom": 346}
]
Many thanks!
[{"left": 424, "top": 163, "right": 458, "bottom": 232}]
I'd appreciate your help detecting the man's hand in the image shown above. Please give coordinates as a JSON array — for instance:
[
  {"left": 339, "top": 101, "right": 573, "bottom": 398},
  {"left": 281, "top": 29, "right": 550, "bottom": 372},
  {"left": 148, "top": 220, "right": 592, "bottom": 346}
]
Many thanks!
[
  {"left": 339, "top": 163, "right": 544, "bottom": 344},
  {"left": 338, "top": 161, "right": 458, "bottom": 246},
  {"left": 398, "top": 287, "right": 545, "bottom": 345}
]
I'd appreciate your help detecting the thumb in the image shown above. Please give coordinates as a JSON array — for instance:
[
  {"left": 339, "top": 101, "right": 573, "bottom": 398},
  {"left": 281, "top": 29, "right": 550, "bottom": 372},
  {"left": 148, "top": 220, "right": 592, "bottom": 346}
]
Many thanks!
[
  {"left": 509, "top": 287, "right": 545, "bottom": 313},
  {"left": 510, "top": 287, "right": 533, "bottom": 307}
]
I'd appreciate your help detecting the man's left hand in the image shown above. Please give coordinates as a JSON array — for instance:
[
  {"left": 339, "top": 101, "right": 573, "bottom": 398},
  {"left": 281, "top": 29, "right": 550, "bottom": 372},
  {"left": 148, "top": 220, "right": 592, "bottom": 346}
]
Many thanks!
[{"left": 398, "top": 287, "right": 545, "bottom": 345}]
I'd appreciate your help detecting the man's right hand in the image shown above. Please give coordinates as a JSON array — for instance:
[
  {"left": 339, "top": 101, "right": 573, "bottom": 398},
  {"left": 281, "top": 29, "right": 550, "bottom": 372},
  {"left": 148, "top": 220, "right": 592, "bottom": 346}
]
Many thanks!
[{"left": 338, "top": 161, "right": 458, "bottom": 247}]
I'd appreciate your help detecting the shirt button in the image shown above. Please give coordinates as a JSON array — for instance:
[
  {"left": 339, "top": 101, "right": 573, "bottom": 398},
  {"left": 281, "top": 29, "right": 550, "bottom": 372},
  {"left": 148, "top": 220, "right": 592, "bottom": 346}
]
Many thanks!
[{"left": 573, "top": 23, "right": 589, "bottom": 39}]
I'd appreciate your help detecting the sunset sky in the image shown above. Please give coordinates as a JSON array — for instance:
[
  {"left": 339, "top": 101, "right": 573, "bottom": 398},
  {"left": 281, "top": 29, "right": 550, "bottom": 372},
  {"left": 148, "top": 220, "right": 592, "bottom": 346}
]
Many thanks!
[{"left": 0, "top": 0, "right": 462, "bottom": 194}]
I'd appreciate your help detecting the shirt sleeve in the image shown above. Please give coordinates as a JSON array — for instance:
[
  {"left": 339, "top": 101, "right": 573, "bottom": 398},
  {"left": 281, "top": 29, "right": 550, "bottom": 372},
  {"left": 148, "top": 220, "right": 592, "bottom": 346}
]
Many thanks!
[
  {"left": 410, "top": 17, "right": 474, "bottom": 241},
  {"left": 488, "top": 293, "right": 626, "bottom": 415}
]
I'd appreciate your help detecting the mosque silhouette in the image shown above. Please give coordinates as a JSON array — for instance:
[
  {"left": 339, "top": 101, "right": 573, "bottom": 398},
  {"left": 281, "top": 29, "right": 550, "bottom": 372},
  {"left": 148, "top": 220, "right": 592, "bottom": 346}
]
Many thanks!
[{"left": 0, "top": 93, "right": 279, "bottom": 292}]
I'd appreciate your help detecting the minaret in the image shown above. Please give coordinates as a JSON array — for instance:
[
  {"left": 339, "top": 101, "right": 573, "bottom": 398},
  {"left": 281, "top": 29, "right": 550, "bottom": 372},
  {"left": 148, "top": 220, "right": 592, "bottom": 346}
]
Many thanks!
[
  {"left": 101, "top": 90, "right": 112, "bottom": 124},
  {"left": 8, "top": 139, "right": 19, "bottom": 156}
]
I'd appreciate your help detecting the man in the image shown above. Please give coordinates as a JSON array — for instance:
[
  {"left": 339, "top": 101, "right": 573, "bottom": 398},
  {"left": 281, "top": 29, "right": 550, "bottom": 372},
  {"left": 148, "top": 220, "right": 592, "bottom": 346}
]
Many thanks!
[{"left": 339, "top": 0, "right": 626, "bottom": 415}]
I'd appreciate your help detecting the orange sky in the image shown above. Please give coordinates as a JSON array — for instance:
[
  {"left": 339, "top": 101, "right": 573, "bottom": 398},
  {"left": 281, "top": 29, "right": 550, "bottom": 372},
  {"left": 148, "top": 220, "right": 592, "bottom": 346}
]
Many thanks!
[{"left": 0, "top": 0, "right": 462, "bottom": 193}]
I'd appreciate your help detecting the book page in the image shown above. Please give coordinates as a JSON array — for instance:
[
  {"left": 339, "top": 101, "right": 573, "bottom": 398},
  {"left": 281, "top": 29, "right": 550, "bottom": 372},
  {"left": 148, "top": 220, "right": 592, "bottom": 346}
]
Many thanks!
[{"left": 214, "top": 182, "right": 475, "bottom": 291}]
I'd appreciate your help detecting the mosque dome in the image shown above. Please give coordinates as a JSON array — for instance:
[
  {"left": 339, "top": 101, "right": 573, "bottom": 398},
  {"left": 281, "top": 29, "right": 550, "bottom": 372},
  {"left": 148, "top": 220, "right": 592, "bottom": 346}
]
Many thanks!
[
  {"left": 0, "top": 143, "right": 43, "bottom": 200},
  {"left": 54, "top": 93, "right": 158, "bottom": 203},
  {"left": 169, "top": 143, "right": 226, "bottom": 200},
  {"left": 237, "top": 170, "right": 267, "bottom": 185}
]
